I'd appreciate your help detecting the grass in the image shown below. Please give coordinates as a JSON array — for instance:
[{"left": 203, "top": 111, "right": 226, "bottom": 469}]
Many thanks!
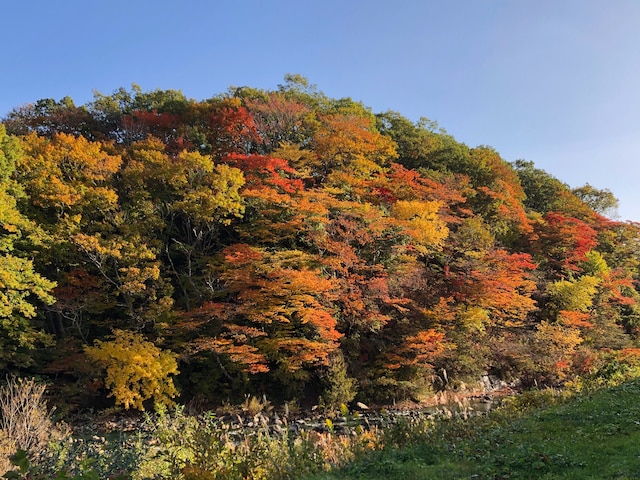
[
  {"left": 7, "top": 380, "right": 640, "bottom": 479},
  {"left": 307, "top": 380, "right": 640, "bottom": 479}
]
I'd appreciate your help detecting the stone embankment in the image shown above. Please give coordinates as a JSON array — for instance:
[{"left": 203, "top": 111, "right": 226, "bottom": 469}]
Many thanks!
[{"left": 83, "top": 374, "right": 517, "bottom": 439}]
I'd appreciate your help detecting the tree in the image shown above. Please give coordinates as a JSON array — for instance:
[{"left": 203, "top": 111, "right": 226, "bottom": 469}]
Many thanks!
[
  {"left": 461, "top": 147, "right": 531, "bottom": 242},
  {"left": 121, "top": 110, "right": 184, "bottom": 153},
  {"left": 88, "top": 84, "right": 189, "bottom": 144},
  {"left": 17, "top": 132, "right": 122, "bottom": 223},
  {"left": 596, "top": 221, "right": 640, "bottom": 274},
  {"left": 243, "top": 92, "right": 314, "bottom": 153},
  {"left": 0, "top": 253, "right": 56, "bottom": 369},
  {"left": 530, "top": 321, "right": 584, "bottom": 384},
  {"left": 0, "top": 126, "right": 56, "bottom": 369},
  {"left": 313, "top": 113, "right": 397, "bottom": 179},
  {"left": 71, "top": 232, "right": 172, "bottom": 329},
  {"left": 86, "top": 329, "right": 179, "bottom": 410},
  {"left": 120, "top": 139, "right": 245, "bottom": 309},
  {"left": 390, "top": 199, "right": 449, "bottom": 253},
  {"left": 121, "top": 138, "right": 246, "bottom": 229},
  {"left": 223, "top": 153, "right": 302, "bottom": 195},
  {"left": 531, "top": 212, "right": 599, "bottom": 278},
  {"left": 183, "top": 245, "right": 342, "bottom": 398},
  {"left": 513, "top": 160, "right": 596, "bottom": 221},
  {"left": 545, "top": 275, "right": 601, "bottom": 316},
  {"left": 3, "top": 97, "right": 99, "bottom": 139},
  {"left": 318, "top": 351, "right": 357, "bottom": 411},
  {"left": 4, "top": 80, "right": 640, "bottom": 407},
  {"left": 195, "top": 97, "right": 261, "bottom": 158},
  {"left": 376, "top": 111, "right": 452, "bottom": 171},
  {"left": 572, "top": 183, "right": 619, "bottom": 218},
  {"left": 88, "top": 84, "right": 143, "bottom": 142}
]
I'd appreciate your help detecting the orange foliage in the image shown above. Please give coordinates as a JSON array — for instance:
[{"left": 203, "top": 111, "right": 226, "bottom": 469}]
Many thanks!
[
  {"left": 600, "top": 269, "right": 637, "bottom": 306},
  {"left": 378, "top": 163, "right": 468, "bottom": 216},
  {"left": 461, "top": 250, "right": 538, "bottom": 328},
  {"left": 391, "top": 329, "right": 447, "bottom": 369},
  {"left": 532, "top": 212, "right": 599, "bottom": 276},
  {"left": 558, "top": 310, "right": 594, "bottom": 329},
  {"left": 201, "top": 245, "right": 342, "bottom": 372},
  {"left": 223, "top": 153, "right": 303, "bottom": 194},
  {"left": 190, "top": 337, "right": 269, "bottom": 374}
]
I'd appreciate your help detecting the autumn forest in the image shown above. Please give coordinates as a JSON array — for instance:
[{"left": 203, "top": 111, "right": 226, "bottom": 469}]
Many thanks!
[{"left": 2, "top": 75, "right": 639, "bottom": 413}]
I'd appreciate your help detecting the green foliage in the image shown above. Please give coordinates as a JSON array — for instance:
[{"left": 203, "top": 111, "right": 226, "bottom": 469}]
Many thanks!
[
  {"left": 138, "top": 404, "right": 374, "bottom": 479},
  {"left": 318, "top": 352, "right": 357, "bottom": 412},
  {"left": 572, "top": 182, "right": 619, "bottom": 218},
  {"left": 513, "top": 159, "right": 595, "bottom": 220},
  {"left": 2, "top": 77, "right": 640, "bottom": 411},
  {"left": 0, "top": 254, "right": 55, "bottom": 368},
  {"left": 3, "top": 437, "right": 141, "bottom": 480},
  {"left": 309, "top": 381, "right": 640, "bottom": 479},
  {"left": 580, "top": 249, "right": 610, "bottom": 276},
  {"left": 513, "top": 160, "right": 568, "bottom": 213},
  {"left": 0, "top": 126, "right": 55, "bottom": 369},
  {"left": 376, "top": 110, "right": 461, "bottom": 173},
  {"left": 545, "top": 275, "right": 600, "bottom": 313}
]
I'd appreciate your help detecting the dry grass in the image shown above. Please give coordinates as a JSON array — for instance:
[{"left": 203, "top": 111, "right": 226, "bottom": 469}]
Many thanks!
[{"left": 0, "top": 376, "right": 67, "bottom": 475}]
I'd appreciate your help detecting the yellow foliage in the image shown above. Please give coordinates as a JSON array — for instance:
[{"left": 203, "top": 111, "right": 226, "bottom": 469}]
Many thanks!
[
  {"left": 391, "top": 200, "right": 448, "bottom": 250},
  {"left": 123, "top": 140, "right": 245, "bottom": 226},
  {"left": 18, "top": 132, "right": 121, "bottom": 213},
  {"left": 581, "top": 250, "right": 610, "bottom": 277},
  {"left": 313, "top": 114, "right": 397, "bottom": 175},
  {"left": 172, "top": 162, "right": 245, "bottom": 225},
  {"left": 458, "top": 306, "right": 490, "bottom": 332},
  {"left": 271, "top": 142, "right": 318, "bottom": 176},
  {"left": 534, "top": 321, "right": 584, "bottom": 378},
  {"left": 546, "top": 275, "right": 600, "bottom": 312},
  {"left": 535, "top": 321, "right": 583, "bottom": 352},
  {"left": 86, "top": 329, "right": 179, "bottom": 410}
]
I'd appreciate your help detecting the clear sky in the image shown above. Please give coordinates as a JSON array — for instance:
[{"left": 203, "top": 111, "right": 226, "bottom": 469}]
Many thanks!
[{"left": 3, "top": 0, "right": 640, "bottom": 221}]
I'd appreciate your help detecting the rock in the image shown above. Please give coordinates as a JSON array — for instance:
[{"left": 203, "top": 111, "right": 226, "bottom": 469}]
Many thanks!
[
  {"left": 480, "top": 374, "right": 509, "bottom": 392},
  {"left": 356, "top": 402, "right": 369, "bottom": 410}
]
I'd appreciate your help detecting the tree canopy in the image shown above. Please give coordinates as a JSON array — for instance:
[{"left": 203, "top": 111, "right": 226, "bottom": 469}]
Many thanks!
[{"left": 1, "top": 77, "right": 638, "bottom": 410}]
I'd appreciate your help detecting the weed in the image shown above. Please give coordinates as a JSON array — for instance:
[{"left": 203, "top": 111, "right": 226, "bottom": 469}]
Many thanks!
[
  {"left": 240, "top": 394, "right": 272, "bottom": 417},
  {"left": 307, "top": 380, "right": 640, "bottom": 479},
  {"left": 0, "top": 377, "right": 68, "bottom": 475}
]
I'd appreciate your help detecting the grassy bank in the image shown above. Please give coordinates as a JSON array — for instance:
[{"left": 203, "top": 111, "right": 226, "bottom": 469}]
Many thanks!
[
  {"left": 6, "top": 380, "right": 640, "bottom": 478},
  {"left": 307, "top": 380, "right": 640, "bottom": 479}
]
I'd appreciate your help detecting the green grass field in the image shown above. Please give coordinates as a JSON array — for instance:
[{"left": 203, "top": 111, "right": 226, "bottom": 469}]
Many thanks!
[{"left": 308, "top": 381, "right": 640, "bottom": 479}]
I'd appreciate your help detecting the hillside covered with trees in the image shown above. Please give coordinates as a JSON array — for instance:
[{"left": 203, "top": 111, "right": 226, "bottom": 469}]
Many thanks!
[{"left": 2, "top": 75, "right": 639, "bottom": 412}]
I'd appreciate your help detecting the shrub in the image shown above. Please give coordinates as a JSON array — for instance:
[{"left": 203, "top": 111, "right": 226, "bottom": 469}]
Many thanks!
[
  {"left": 4, "top": 445, "right": 136, "bottom": 480},
  {"left": 138, "top": 404, "right": 387, "bottom": 479},
  {"left": 85, "top": 329, "right": 179, "bottom": 410},
  {"left": 0, "top": 376, "right": 66, "bottom": 475},
  {"left": 240, "top": 394, "right": 272, "bottom": 417},
  {"left": 319, "top": 352, "right": 357, "bottom": 412}
]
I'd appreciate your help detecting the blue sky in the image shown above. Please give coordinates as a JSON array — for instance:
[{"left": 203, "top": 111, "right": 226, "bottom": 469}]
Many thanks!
[{"left": 3, "top": 0, "right": 640, "bottom": 221}]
